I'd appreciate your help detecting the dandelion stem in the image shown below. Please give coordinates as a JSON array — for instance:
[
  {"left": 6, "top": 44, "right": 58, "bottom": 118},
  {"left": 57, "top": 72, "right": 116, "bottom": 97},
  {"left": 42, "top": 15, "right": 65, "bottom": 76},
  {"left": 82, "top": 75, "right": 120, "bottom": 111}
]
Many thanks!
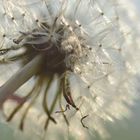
[
  {"left": 0, "top": 53, "right": 44, "bottom": 107},
  {"left": 42, "top": 76, "right": 57, "bottom": 124},
  {"left": 44, "top": 81, "right": 61, "bottom": 130},
  {"left": 19, "top": 77, "right": 43, "bottom": 130},
  {"left": 6, "top": 77, "right": 41, "bottom": 122}
]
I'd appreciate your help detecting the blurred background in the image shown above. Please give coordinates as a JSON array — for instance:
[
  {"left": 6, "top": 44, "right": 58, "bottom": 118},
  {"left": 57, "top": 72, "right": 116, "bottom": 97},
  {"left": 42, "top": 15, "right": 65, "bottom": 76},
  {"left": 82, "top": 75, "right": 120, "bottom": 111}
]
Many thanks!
[{"left": 0, "top": 0, "right": 140, "bottom": 140}]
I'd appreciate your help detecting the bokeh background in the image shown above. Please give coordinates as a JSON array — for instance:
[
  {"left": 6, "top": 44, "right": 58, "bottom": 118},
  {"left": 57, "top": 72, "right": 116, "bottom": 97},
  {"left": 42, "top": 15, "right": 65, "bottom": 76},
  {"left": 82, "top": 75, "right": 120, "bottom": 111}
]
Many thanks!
[{"left": 0, "top": 0, "right": 140, "bottom": 140}]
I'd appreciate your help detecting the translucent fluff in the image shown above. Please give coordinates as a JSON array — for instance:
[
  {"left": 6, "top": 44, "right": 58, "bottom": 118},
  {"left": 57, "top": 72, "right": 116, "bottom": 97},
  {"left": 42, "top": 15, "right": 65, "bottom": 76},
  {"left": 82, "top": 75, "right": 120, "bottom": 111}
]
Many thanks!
[{"left": 0, "top": 0, "right": 140, "bottom": 139}]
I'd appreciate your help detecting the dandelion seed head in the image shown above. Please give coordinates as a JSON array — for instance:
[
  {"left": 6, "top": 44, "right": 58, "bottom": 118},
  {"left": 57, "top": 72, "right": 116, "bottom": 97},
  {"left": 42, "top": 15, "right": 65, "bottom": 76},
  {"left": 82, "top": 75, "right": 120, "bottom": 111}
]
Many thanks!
[{"left": 0, "top": 0, "right": 139, "bottom": 139}]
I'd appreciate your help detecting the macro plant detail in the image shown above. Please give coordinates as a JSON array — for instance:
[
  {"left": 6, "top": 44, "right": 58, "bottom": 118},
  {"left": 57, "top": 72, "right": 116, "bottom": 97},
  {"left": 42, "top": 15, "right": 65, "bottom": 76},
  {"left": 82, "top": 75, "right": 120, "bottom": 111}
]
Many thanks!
[{"left": 0, "top": 0, "right": 139, "bottom": 139}]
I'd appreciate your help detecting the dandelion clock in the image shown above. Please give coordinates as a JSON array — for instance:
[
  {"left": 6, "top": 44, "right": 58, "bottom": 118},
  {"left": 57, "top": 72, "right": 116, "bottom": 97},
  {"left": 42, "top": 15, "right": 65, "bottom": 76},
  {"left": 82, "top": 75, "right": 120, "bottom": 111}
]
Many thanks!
[{"left": 0, "top": 0, "right": 139, "bottom": 139}]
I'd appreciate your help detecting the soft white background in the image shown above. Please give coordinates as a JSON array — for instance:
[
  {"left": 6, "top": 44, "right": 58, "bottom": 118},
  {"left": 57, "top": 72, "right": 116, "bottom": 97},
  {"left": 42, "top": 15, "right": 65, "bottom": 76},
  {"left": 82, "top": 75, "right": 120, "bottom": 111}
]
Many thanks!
[{"left": 0, "top": 1, "right": 139, "bottom": 140}]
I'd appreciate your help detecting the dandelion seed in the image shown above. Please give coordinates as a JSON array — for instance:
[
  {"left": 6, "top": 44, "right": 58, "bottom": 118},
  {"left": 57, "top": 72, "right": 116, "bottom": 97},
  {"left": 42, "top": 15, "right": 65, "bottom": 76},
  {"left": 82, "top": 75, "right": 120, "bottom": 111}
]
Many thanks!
[
  {"left": 80, "top": 115, "right": 89, "bottom": 129},
  {"left": 0, "top": 0, "right": 139, "bottom": 139}
]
